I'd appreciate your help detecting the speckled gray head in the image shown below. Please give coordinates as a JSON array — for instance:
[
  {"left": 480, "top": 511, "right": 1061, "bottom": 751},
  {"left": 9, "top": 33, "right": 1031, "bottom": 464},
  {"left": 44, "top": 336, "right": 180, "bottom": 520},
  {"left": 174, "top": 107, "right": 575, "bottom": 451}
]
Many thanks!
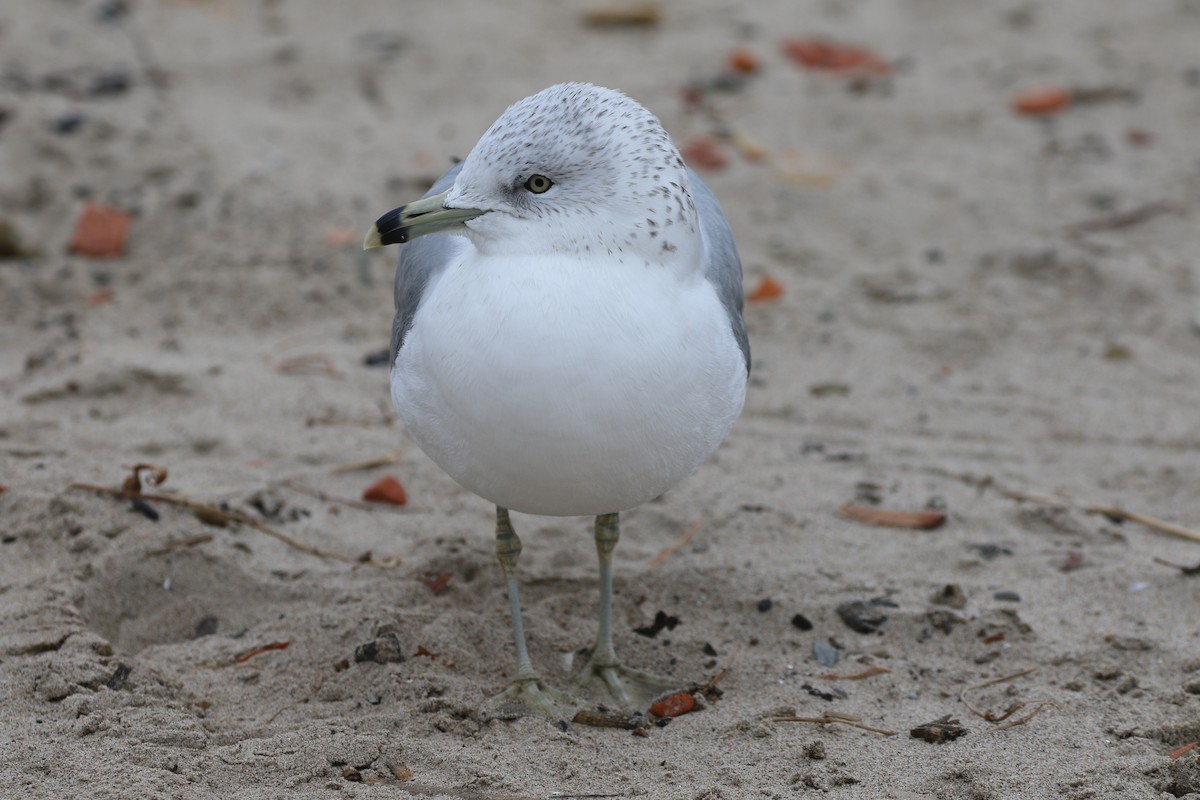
[{"left": 367, "top": 83, "right": 701, "bottom": 267}]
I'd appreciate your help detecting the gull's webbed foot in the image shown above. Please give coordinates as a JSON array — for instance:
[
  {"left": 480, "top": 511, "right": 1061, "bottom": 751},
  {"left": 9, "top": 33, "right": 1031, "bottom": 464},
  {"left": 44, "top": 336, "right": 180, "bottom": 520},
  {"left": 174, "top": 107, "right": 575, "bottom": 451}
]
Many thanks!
[
  {"left": 483, "top": 677, "right": 577, "bottom": 721},
  {"left": 575, "top": 656, "right": 679, "bottom": 710}
]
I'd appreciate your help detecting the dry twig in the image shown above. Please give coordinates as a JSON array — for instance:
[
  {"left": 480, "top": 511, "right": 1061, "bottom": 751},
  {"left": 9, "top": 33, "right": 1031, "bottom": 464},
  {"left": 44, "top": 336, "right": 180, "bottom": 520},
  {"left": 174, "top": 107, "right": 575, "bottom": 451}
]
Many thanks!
[
  {"left": 69, "top": 482, "right": 400, "bottom": 567},
  {"left": 819, "top": 665, "right": 891, "bottom": 681},
  {"left": 960, "top": 667, "right": 1057, "bottom": 732},
  {"left": 330, "top": 451, "right": 402, "bottom": 474},
  {"left": 999, "top": 488, "right": 1200, "bottom": 545},
  {"left": 647, "top": 513, "right": 706, "bottom": 568},
  {"left": 1063, "top": 200, "right": 1179, "bottom": 236},
  {"left": 773, "top": 711, "right": 897, "bottom": 737},
  {"left": 837, "top": 503, "right": 945, "bottom": 530}
]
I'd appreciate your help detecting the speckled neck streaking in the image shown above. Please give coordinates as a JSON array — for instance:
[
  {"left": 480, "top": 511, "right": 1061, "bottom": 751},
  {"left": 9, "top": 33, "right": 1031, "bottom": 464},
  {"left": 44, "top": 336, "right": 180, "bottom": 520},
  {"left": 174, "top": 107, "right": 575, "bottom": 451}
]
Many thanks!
[{"left": 445, "top": 82, "right": 701, "bottom": 267}]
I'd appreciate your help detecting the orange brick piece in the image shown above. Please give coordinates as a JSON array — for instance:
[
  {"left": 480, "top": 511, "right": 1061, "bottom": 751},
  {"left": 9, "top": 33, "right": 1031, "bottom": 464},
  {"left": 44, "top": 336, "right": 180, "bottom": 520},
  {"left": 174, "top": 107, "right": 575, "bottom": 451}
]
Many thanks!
[
  {"left": 362, "top": 475, "right": 408, "bottom": 506},
  {"left": 69, "top": 203, "right": 132, "bottom": 257}
]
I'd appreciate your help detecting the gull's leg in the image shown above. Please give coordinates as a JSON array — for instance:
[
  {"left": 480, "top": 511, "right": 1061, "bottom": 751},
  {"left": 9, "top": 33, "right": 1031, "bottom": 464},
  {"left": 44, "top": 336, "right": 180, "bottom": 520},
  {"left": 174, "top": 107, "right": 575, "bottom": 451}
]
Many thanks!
[
  {"left": 483, "top": 506, "right": 575, "bottom": 720},
  {"left": 576, "top": 513, "right": 677, "bottom": 709}
]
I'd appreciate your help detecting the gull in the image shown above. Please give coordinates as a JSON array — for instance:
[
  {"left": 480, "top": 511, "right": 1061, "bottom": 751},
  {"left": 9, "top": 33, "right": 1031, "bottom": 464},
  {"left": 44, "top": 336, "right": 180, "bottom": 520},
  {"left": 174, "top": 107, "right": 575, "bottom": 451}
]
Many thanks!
[{"left": 364, "top": 83, "right": 748, "bottom": 718}]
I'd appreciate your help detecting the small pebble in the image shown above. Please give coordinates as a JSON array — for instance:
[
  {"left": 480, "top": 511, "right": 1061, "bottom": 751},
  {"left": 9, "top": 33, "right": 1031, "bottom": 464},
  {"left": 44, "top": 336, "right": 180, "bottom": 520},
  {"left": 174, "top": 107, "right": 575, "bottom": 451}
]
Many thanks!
[
  {"left": 366, "top": 693, "right": 381, "bottom": 705},
  {"left": 194, "top": 616, "right": 218, "bottom": 638},
  {"left": 354, "top": 632, "right": 405, "bottom": 664},
  {"left": 89, "top": 70, "right": 132, "bottom": 96},
  {"left": 51, "top": 112, "right": 87, "bottom": 135},
  {"left": 931, "top": 584, "right": 967, "bottom": 609},
  {"left": 836, "top": 600, "right": 888, "bottom": 634},
  {"left": 105, "top": 663, "right": 132, "bottom": 691},
  {"left": 791, "top": 613, "right": 813, "bottom": 631},
  {"left": 967, "top": 543, "right": 1012, "bottom": 560},
  {"left": 756, "top": 597, "right": 773, "bottom": 613},
  {"left": 363, "top": 349, "right": 391, "bottom": 367},
  {"left": 702, "top": 642, "right": 718, "bottom": 657},
  {"left": 812, "top": 638, "right": 839, "bottom": 668},
  {"left": 129, "top": 497, "right": 159, "bottom": 521},
  {"left": 993, "top": 590, "right": 1021, "bottom": 603}
]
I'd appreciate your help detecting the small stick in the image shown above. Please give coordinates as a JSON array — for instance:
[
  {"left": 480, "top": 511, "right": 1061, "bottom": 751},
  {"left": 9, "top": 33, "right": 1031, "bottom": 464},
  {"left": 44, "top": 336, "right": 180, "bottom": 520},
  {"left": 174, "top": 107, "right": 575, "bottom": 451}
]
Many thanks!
[
  {"left": 819, "top": 665, "right": 891, "bottom": 681},
  {"left": 330, "top": 451, "right": 403, "bottom": 474},
  {"left": 1170, "top": 742, "right": 1199, "bottom": 760},
  {"left": 990, "top": 700, "right": 1058, "bottom": 731},
  {"left": 838, "top": 503, "right": 946, "bottom": 530},
  {"left": 647, "top": 513, "right": 706, "bottom": 568},
  {"left": 1083, "top": 504, "right": 1200, "bottom": 545},
  {"left": 959, "top": 667, "right": 1038, "bottom": 718},
  {"left": 143, "top": 533, "right": 214, "bottom": 557},
  {"left": 998, "top": 488, "right": 1200, "bottom": 545},
  {"left": 276, "top": 353, "right": 343, "bottom": 378},
  {"left": 699, "top": 642, "right": 742, "bottom": 695},
  {"left": 773, "top": 711, "right": 897, "bottom": 737},
  {"left": 69, "top": 482, "right": 399, "bottom": 567},
  {"left": 1152, "top": 557, "right": 1200, "bottom": 575},
  {"left": 1063, "top": 200, "right": 1178, "bottom": 236},
  {"left": 960, "top": 667, "right": 1058, "bottom": 732},
  {"left": 235, "top": 641, "right": 290, "bottom": 663}
]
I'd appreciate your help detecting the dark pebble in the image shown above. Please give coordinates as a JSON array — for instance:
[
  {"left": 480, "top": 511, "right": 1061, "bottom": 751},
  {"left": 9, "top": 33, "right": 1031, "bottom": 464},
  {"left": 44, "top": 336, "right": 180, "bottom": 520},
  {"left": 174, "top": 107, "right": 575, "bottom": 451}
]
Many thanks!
[
  {"left": 52, "top": 113, "right": 86, "bottom": 135},
  {"left": 702, "top": 642, "right": 718, "bottom": 657},
  {"left": 801, "top": 683, "right": 836, "bottom": 702},
  {"left": 354, "top": 631, "right": 405, "bottom": 664},
  {"left": 362, "top": 349, "right": 391, "bottom": 367},
  {"left": 836, "top": 600, "right": 888, "bottom": 634},
  {"left": 555, "top": 719, "right": 569, "bottom": 732},
  {"left": 967, "top": 543, "right": 1012, "bottom": 560},
  {"left": 931, "top": 584, "right": 967, "bottom": 609},
  {"left": 366, "top": 693, "right": 381, "bottom": 705},
  {"left": 812, "top": 638, "right": 839, "bottom": 668},
  {"left": 869, "top": 596, "right": 899, "bottom": 608},
  {"left": 105, "top": 663, "right": 132, "bottom": 690},
  {"left": 994, "top": 590, "right": 1021, "bottom": 603},
  {"left": 89, "top": 71, "right": 131, "bottom": 96},
  {"left": 910, "top": 715, "right": 968, "bottom": 744},
  {"left": 756, "top": 597, "right": 773, "bottom": 613},
  {"left": 194, "top": 616, "right": 218, "bottom": 638},
  {"left": 96, "top": 0, "right": 129, "bottom": 23},
  {"left": 791, "top": 613, "right": 813, "bottom": 631},
  {"left": 634, "top": 610, "right": 679, "bottom": 638},
  {"left": 129, "top": 497, "right": 159, "bottom": 521}
]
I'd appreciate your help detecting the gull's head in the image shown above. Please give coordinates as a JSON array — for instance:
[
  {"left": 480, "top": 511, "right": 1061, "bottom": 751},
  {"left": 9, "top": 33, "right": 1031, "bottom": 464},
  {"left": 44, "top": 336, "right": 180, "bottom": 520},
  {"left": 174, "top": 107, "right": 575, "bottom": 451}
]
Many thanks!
[{"left": 366, "top": 83, "right": 700, "bottom": 267}]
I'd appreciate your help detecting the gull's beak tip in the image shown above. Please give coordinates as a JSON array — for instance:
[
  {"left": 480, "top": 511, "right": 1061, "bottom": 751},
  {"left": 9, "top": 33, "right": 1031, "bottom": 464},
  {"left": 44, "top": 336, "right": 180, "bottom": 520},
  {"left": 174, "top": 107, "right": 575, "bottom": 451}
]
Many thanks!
[{"left": 363, "top": 224, "right": 383, "bottom": 251}]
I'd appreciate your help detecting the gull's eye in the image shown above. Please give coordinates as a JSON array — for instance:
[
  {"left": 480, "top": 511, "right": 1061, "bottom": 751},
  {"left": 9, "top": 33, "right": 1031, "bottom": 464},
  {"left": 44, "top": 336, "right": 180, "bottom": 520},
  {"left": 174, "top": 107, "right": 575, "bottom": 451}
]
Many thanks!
[{"left": 523, "top": 174, "right": 553, "bottom": 194}]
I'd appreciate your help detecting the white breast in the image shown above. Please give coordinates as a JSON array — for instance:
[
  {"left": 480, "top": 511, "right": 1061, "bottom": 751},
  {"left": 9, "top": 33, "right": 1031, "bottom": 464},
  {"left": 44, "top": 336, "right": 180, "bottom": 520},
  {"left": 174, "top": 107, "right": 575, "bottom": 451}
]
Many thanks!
[{"left": 391, "top": 251, "right": 746, "bottom": 516}]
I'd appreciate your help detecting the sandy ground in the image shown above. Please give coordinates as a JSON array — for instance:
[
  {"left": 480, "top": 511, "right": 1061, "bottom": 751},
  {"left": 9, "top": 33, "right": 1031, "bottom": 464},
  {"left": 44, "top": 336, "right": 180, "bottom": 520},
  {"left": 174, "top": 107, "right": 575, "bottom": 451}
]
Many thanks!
[{"left": 3, "top": 1, "right": 1200, "bottom": 798}]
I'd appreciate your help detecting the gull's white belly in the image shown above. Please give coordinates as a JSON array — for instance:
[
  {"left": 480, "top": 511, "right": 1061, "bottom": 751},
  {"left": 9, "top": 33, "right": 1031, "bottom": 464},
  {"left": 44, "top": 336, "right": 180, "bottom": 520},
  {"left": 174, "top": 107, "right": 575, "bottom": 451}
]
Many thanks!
[{"left": 391, "top": 252, "right": 746, "bottom": 516}]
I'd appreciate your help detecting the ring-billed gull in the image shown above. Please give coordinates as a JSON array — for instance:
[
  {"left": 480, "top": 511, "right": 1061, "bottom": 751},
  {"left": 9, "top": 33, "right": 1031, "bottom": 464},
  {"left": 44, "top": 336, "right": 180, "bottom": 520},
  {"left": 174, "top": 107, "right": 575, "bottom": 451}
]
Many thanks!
[{"left": 364, "top": 83, "right": 749, "bottom": 719}]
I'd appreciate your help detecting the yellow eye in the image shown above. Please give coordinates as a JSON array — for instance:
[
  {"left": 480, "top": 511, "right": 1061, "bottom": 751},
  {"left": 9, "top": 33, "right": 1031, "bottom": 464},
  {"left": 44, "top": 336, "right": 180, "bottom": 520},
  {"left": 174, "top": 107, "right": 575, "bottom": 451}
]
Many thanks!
[{"left": 524, "top": 174, "right": 553, "bottom": 194}]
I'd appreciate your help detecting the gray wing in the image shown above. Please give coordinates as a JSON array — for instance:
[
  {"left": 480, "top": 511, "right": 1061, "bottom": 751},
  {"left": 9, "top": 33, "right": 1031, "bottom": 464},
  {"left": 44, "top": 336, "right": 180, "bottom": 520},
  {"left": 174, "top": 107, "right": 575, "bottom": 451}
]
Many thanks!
[
  {"left": 689, "top": 168, "right": 750, "bottom": 374},
  {"left": 390, "top": 161, "right": 469, "bottom": 364}
]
